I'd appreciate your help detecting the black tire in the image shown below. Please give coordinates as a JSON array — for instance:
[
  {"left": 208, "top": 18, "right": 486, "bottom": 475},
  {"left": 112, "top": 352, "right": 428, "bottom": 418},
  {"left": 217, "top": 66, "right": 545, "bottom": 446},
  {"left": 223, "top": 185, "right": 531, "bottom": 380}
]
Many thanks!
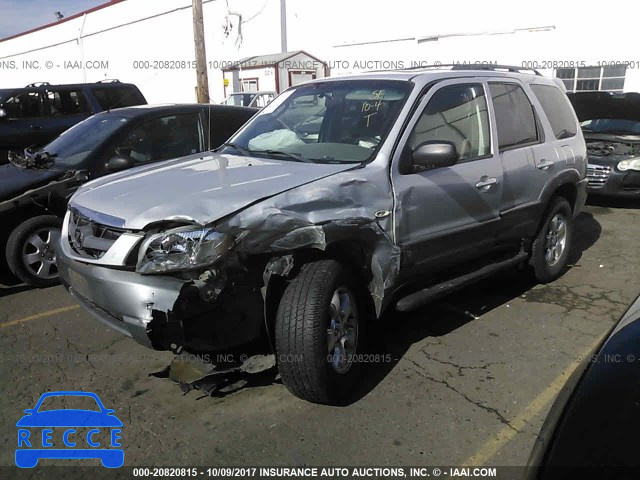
[
  {"left": 275, "top": 259, "right": 365, "bottom": 404},
  {"left": 6, "top": 215, "right": 63, "bottom": 288},
  {"left": 530, "top": 197, "right": 573, "bottom": 283}
]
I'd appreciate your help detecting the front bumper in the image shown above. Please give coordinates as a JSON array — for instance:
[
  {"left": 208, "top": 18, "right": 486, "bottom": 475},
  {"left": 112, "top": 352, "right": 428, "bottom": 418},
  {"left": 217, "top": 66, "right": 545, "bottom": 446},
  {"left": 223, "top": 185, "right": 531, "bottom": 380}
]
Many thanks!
[
  {"left": 58, "top": 233, "right": 265, "bottom": 352},
  {"left": 58, "top": 247, "right": 185, "bottom": 349},
  {"left": 587, "top": 163, "right": 640, "bottom": 198}
]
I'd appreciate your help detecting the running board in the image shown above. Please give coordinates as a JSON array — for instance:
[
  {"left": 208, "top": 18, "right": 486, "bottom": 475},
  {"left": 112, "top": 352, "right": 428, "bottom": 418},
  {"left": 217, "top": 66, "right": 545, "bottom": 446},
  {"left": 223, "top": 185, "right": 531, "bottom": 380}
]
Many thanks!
[{"left": 396, "top": 252, "right": 529, "bottom": 313}]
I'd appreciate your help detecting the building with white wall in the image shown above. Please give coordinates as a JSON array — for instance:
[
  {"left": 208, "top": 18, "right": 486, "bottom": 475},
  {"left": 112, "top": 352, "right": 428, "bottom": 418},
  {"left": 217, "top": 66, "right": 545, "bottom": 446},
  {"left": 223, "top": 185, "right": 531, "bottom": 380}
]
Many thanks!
[{"left": 1, "top": 0, "right": 639, "bottom": 104}]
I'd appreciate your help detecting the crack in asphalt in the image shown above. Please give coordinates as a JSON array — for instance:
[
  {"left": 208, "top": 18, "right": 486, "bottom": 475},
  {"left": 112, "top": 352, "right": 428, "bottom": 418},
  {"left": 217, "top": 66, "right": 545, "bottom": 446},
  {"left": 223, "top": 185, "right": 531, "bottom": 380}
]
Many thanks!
[{"left": 405, "top": 357, "right": 519, "bottom": 433}]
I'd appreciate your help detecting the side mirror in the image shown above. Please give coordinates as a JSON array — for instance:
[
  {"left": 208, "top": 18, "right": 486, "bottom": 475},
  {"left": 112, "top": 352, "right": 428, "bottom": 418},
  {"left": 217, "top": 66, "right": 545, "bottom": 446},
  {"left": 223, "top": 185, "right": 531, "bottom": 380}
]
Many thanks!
[
  {"left": 106, "top": 156, "right": 133, "bottom": 172},
  {"left": 24, "top": 409, "right": 34, "bottom": 415},
  {"left": 0, "top": 108, "right": 7, "bottom": 119},
  {"left": 412, "top": 142, "right": 458, "bottom": 172}
]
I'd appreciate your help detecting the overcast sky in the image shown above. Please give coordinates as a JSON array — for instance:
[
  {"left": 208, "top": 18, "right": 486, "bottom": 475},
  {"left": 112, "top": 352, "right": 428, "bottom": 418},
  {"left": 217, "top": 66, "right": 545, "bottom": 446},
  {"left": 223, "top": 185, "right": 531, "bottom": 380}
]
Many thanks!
[{"left": 0, "top": 0, "right": 105, "bottom": 39}]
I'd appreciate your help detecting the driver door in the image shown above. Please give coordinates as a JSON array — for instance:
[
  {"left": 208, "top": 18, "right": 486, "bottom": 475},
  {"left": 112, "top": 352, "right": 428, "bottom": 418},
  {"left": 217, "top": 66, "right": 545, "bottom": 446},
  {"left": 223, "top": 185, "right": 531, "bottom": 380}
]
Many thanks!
[
  {"left": 391, "top": 79, "right": 504, "bottom": 278},
  {"left": 90, "top": 112, "right": 205, "bottom": 178}
]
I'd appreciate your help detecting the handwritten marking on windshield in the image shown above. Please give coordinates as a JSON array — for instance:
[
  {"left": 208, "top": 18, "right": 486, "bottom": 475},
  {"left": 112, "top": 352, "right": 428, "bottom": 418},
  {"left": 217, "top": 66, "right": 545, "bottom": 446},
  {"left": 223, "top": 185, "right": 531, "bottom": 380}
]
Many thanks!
[{"left": 361, "top": 90, "right": 386, "bottom": 127}]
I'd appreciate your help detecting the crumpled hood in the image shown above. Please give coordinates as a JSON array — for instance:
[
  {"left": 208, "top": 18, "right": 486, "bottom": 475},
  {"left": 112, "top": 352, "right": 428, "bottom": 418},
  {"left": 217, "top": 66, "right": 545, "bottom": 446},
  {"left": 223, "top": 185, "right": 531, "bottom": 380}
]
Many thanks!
[
  {"left": 568, "top": 92, "right": 640, "bottom": 122},
  {"left": 70, "top": 153, "right": 356, "bottom": 229},
  {"left": 0, "top": 163, "right": 65, "bottom": 202}
]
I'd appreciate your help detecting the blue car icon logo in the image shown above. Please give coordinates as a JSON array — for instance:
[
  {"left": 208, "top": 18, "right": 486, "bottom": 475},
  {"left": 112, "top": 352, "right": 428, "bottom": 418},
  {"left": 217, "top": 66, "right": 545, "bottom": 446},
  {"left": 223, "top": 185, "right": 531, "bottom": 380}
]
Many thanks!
[{"left": 16, "top": 391, "right": 123, "bottom": 468}]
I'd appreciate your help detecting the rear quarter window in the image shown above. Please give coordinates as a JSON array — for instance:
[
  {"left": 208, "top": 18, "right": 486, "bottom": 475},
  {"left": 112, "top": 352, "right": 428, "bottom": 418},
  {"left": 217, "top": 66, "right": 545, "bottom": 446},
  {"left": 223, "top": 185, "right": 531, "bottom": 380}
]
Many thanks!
[
  {"left": 90, "top": 86, "right": 146, "bottom": 110},
  {"left": 531, "top": 84, "right": 578, "bottom": 140}
]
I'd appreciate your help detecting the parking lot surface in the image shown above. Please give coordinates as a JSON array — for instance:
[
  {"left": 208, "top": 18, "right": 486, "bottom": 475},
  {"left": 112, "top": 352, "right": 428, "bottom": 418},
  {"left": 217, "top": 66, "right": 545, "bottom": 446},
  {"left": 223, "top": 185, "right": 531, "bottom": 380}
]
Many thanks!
[{"left": 1, "top": 201, "right": 638, "bottom": 469}]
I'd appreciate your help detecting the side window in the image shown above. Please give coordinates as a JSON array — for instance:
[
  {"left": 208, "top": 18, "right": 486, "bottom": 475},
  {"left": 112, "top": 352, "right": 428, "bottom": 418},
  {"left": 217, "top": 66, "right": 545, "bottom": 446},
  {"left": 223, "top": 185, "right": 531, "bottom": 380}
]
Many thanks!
[
  {"left": 44, "top": 90, "right": 91, "bottom": 116},
  {"left": 488, "top": 83, "right": 539, "bottom": 151},
  {"left": 92, "top": 86, "right": 145, "bottom": 110},
  {"left": 114, "top": 113, "right": 202, "bottom": 163},
  {"left": 2, "top": 92, "right": 44, "bottom": 118},
  {"left": 409, "top": 84, "right": 491, "bottom": 161},
  {"left": 530, "top": 84, "right": 577, "bottom": 140}
]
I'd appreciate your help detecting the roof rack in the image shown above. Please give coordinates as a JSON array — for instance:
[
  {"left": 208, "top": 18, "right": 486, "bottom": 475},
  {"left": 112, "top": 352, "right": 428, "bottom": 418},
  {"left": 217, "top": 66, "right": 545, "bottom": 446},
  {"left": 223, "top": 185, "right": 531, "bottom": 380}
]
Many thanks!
[
  {"left": 25, "top": 82, "right": 51, "bottom": 87},
  {"left": 451, "top": 63, "right": 542, "bottom": 75},
  {"left": 386, "top": 63, "right": 542, "bottom": 76},
  {"left": 96, "top": 79, "right": 121, "bottom": 83}
]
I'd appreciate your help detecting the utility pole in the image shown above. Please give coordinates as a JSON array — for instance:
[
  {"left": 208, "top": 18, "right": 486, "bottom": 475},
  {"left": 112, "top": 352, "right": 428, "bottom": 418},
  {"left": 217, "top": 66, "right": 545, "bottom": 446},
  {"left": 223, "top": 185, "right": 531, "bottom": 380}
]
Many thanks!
[
  {"left": 280, "top": 0, "right": 288, "bottom": 53},
  {"left": 192, "top": 0, "right": 210, "bottom": 103}
]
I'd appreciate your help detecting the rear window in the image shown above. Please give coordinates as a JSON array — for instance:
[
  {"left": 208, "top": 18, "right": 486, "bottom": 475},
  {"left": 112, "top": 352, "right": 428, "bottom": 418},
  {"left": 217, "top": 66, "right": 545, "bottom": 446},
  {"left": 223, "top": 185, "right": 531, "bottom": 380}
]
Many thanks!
[
  {"left": 489, "top": 83, "right": 539, "bottom": 151},
  {"left": 531, "top": 84, "right": 577, "bottom": 140},
  {"left": 91, "top": 86, "right": 146, "bottom": 110}
]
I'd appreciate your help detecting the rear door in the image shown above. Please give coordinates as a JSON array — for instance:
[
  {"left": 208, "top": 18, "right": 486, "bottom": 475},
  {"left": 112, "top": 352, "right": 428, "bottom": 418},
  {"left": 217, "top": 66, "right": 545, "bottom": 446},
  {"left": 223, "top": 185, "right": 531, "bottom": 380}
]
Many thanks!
[
  {"left": 391, "top": 79, "right": 504, "bottom": 278},
  {"left": 42, "top": 88, "right": 93, "bottom": 141},
  {"left": 89, "top": 111, "right": 205, "bottom": 178},
  {"left": 487, "top": 81, "right": 575, "bottom": 246}
]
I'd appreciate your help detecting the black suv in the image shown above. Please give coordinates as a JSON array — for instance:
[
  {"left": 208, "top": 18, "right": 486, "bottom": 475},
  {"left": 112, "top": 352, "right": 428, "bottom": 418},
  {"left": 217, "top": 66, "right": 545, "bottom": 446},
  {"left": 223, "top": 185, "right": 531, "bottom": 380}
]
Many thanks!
[{"left": 0, "top": 80, "right": 146, "bottom": 164}]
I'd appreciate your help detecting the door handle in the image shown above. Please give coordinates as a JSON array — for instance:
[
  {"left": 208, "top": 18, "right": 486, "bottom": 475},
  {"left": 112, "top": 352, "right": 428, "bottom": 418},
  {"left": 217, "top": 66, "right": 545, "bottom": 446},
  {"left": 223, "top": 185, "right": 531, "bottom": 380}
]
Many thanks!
[
  {"left": 537, "top": 160, "right": 554, "bottom": 170},
  {"left": 475, "top": 177, "right": 498, "bottom": 190},
  {"left": 29, "top": 125, "right": 43, "bottom": 130}
]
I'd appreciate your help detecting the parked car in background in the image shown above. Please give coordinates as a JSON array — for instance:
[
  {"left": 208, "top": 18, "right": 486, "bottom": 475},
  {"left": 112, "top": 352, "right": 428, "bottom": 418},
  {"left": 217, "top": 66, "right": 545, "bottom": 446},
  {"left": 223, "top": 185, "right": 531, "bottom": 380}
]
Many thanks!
[
  {"left": 526, "top": 293, "right": 640, "bottom": 478},
  {"left": 0, "top": 80, "right": 146, "bottom": 165},
  {"left": 58, "top": 66, "right": 587, "bottom": 405},
  {"left": 0, "top": 104, "right": 257, "bottom": 287},
  {"left": 568, "top": 91, "right": 640, "bottom": 199},
  {"left": 222, "top": 91, "right": 275, "bottom": 108}
]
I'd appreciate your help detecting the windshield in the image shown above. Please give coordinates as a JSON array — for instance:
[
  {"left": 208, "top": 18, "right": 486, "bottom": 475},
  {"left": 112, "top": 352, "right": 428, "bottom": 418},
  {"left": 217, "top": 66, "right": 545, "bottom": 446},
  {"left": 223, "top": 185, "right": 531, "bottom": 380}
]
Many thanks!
[
  {"left": 223, "top": 93, "right": 256, "bottom": 107},
  {"left": 222, "top": 80, "right": 413, "bottom": 163},
  {"left": 44, "top": 114, "right": 130, "bottom": 167},
  {"left": 581, "top": 119, "right": 640, "bottom": 135}
]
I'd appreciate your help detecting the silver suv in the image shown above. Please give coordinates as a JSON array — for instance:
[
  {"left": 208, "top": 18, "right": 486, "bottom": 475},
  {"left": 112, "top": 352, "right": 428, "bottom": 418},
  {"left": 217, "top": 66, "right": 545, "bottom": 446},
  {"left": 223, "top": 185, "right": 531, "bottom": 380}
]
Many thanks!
[{"left": 58, "top": 66, "right": 588, "bottom": 404}]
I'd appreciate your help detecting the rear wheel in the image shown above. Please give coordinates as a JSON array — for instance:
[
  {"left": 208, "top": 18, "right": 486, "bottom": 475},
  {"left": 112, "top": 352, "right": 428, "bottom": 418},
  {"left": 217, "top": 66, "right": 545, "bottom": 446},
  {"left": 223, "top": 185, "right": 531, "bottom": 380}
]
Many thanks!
[
  {"left": 530, "top": 197, "right": 573, "bottom": 283},
  {"left": 6, "top": 215, "right": 62, "bottom": 288},
  {"left": 275, "top": 259, "right": 364, "bottom": 404}
]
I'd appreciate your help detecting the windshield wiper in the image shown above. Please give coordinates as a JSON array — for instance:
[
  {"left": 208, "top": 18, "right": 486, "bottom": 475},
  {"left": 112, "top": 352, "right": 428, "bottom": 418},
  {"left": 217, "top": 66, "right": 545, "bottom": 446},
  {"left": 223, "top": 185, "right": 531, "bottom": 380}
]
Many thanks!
[
  {"left": 220, "top": 143, "right": 312, "bottom": 162},
  {"left": 252, "top": 149, "right": 313, "bottom": 162},
  {"left": 218, "top": 142, "right": 251, "bottom": 156}
]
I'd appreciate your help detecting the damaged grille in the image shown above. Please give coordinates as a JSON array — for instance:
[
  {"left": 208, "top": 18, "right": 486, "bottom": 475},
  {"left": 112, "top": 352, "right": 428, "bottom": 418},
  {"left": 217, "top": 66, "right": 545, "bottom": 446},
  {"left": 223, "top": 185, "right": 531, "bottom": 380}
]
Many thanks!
[
  {"left": 68, "top": 210, "right": 127, "bottom": 259},
  {"left": 586, "top": 164, "right": 611, "bottom": 189}
]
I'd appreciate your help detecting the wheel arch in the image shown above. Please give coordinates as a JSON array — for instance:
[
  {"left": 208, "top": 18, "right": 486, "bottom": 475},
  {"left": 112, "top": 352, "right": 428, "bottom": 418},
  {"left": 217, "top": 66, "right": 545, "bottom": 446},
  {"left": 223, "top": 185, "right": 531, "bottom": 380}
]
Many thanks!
[{"left": 262, "top": 238, "right": 381, "bottom": 350}]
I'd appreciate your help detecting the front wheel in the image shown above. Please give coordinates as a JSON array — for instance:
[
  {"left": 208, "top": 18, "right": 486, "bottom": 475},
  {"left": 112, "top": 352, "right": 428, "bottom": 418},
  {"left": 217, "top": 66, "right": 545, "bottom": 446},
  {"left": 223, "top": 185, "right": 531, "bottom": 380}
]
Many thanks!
[
  {"left": 530, "top": 197, "right": 573, "bottom": 283},
  {"left": 275, "top": 259, "right": 364, "bottom": 404},
  {"left": 6, "top": 215, "right": 62, "bottom": 288}
]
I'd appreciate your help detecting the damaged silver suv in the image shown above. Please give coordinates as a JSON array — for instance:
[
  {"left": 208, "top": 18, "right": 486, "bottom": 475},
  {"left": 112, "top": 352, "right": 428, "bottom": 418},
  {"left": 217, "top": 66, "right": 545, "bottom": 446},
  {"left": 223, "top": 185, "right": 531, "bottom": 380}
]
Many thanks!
[{"left": 58, "top": 66, "right": 588, "bottom": 404}]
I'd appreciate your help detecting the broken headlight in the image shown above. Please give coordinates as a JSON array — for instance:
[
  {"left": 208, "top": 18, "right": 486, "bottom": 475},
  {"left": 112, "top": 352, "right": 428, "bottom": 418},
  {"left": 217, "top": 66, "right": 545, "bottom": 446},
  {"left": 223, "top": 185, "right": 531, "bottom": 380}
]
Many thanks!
[
  {"left": 618, "top": 158, "right": 640, "bottom": 172},
  {"left": 136, "top": 227, "right": 234, "bottom": 274}
]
